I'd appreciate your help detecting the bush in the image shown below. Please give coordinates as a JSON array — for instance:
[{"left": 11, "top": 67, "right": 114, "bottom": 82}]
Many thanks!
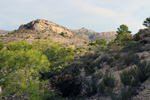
[
  {"left": 120, "top": 62, "right": 149, "bottom": 87},
  {"left": 116, "top": 87, "right": 135, "bottom": 100},
  {"left": 50, "top": 66, "right": 82, "bottom": 98},
  {"left": 136, "top": 61, "right": 149, "bottom": 83},
  {"left": 8, "top": 32, "right": 12, "bottom": 35},
  {"left": 100, "top": 55, "right": 109, "bottom": 62},
  {"left": 98, "top": 75, "right": 115, "bottom": 94},
  {"left": 0, "top": 41, "right": 4, "bottom": 51},
  {"left": 60, "top": 32, "right": 65, "bottom": 37},
  {"left": 34, "top": 36, "right": 41, "bottom": 39},
  {"left": 26, "top": 36, "right": 30, "bottom": 39},
  {"left": 96, "top": 38, "right": 106, "bottom": 46},
  {"left": 124, "top": 54, "right": 140, "bottom": 66},
  {"left": 7, "top": 40, "right": 32, "bottom": 51},
  {"left": 107, "top": 58, "right": 114, "bottom": 65},
  {"left": 83, "top": 73, "right": 102, "bottom": 97},
  {"left": 114, "top": 54, "right": 120, "bottom": 60},
  {"left": 88, "top": 42, "right": 96, "bottom": 46},
  {"left": 120, "top": 70, "right": 133, "bottom": 86}
]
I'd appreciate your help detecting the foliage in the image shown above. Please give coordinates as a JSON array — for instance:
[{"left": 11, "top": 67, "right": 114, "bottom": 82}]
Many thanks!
[
  {"left": 60, "top": 32, "right": 66, "bottom": 37},
  {"left": 0, "top": 41, "right": 51, "bottom": 99},
  {"left": 82, "top": 73, "right": 102, "bottom": 97},
  {"left": 116, "top": 87, "right": 135, "bottom": 100},
  {"left": 32, "top": 39, "right": 74, "bottom": 71},
  {"left": 111, "top": 24, "right": 133, "bottom": 47},
  {"left": 98, "top": 75, "right": 115, "bottom": 94},
  {"left": 0, "top": 40, "right": 76, "bottom": 99},
  {"left": 0, "top": 41, "right": 4, "bottom": 51},
  {"left": 124, "top": 54, "right": 140, "bottom": 66},
  {"left": 120, "top": 62, "right": 150, "bottom": 87},
  {"left": 51, "top": 65, "right": 82, "bottom": 98},
  {"left": 96, "top": 38, "right": 106, "bottom": 46},
  {"left": 120, "top": 70, "right": 133, "bottom": 86},
  {"left": 117, "top": 24, "right": 131, "bottom": 35},
  {"left": 143, "top": 17, "right": 150, "bottom": 27},
  {"left": 7, "top": 40, "right": 32, "bottom": 51},
  {"left": 83, "top": 53, "right": 99, "bottom": 76},
  {"left": 88, "top": 41, "right": 96, "bottom": 46}
]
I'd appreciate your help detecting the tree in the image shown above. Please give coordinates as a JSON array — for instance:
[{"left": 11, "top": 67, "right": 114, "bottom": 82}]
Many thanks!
[
  {"left": 96, "top": 38, "right": 106, "bottom": 45},
  {"left": 143, "top": 17, "right": 150, "bottom": 27},
  {"left": 115, "top": 24, "right": 132, "bottom": 43},
  {"left": 32, "top": 39, "right": 74, "bottom": 71},
  {"left": 117, "top": 24, "right": 131, "bottom": 35},
  {"left": 0, "top": 41, "right": 51, "bottom": 100}
]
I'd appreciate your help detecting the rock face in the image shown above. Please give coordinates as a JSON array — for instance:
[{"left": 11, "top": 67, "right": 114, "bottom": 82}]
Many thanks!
[
  {"left": 72, "top": 28, "right": 117, "bottom": 42},
  {"left": 19, "top": 19, "right": 73, "bottom": 37}
]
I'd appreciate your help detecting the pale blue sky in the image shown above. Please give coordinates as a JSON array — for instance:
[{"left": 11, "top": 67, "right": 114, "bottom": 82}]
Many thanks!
[{"left": 0, "top": 0, "right": 150, "bottom": 34}]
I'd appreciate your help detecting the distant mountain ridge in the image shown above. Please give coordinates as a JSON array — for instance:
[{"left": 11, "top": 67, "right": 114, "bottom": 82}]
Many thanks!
[
  {"left": 72, "top": 27, "right": 98, "bottom": 36},
  {"left": 72, "top": 28, "right": 117, "bottom": 42},
  {"left": 0, "top": 30, "right": 10, "bottom": 35}
]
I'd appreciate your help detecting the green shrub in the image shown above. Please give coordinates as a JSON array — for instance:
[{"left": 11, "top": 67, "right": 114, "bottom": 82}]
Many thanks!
[
  {"left": 107, "top": 58, "right": 114, "bottom": 65},
  {"left": 88, "top": 42, "right": 96, "bottom": 46},
  {"left": 120, "top": 63, "right": 149, "bottom": 87},
  {"left": 60, "top": 32, "right": 65, "bottom": 37},
  {"left": 8, "top": 32, "right": 12, "bottom": 35},
  {"left": 34, "top": 36, "right": 41, "bottom": 39},
  {"left": 96, "top": 38, "right": 106, "bottom": 46},
  {"left": 88, "top": 47, "right": 92, "bottom": 50},
  {"left": 83, "top": 73, "right": 102, "bottom": 97},
  {"left": 7, "top": 40, "right": 32, "bottom": 51},
  {"left": 120, "top": 70, "right": 133, "bottom": 86},
  {"left": 124, "top": 54, "right": 140, "bottom": 66},
  {"left": 48, "top": 34, "right": 50, "bottom": 36},
  {"left": 136, "top": 61, "right": 149, "bottom": 83},
  {"left": 0, "top": 41, "right": 4, "bottom": 51},
  {"left": 114, "top": 54, "right": 120, "bottom": 60},
  {"left": 98, "top": 75, "right": 115, "bottom": 94},
  {"left": 116, "top": 87, "right": 135, "bottom": 100},
  {"left": 26, "top": 36, "right": 30, "bottom": 39}
]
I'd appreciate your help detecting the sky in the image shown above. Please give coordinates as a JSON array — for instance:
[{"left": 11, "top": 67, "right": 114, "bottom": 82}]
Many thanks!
[{"left": 0, "top": 0, "right": 150, "bottom": 34}]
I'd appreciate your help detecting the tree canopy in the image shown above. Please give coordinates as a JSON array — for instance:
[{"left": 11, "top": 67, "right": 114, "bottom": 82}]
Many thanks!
[
  {"left": 117, "top": 24, "right": 131, "bottom": 35},
  {"left": 115, "top": 24, "right": 132, "bottom": 43},
  {"left": 143, "top": 17, "right": 150, "bottom": 27},
  {"left": 0, "top": 39, "right": 75, "bottom": 99},
  {"left": 96, "top": 38, "right": 106, "bottom": 46}
]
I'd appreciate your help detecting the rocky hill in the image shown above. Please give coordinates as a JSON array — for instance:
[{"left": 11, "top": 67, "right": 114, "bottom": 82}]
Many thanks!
[
  {"left": 72, "top": 28, "right": 117, "bottom": 42},
  {"left": 0, "top": 19, "right": 90, "bottom": 48}
]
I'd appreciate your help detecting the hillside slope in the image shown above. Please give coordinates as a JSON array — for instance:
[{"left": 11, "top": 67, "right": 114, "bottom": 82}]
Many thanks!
[{"left": 0, "top": 19, "right": 90, "bottom": 48}]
